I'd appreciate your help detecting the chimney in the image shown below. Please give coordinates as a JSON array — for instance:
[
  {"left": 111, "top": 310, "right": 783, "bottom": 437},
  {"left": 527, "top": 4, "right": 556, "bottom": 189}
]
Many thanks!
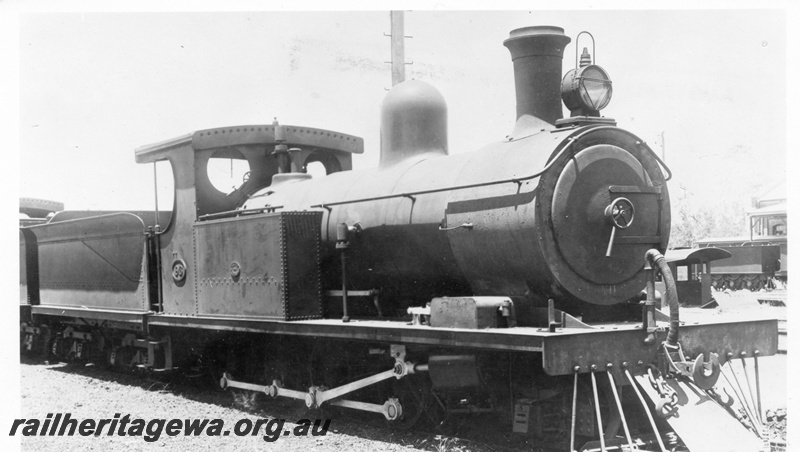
[{"left": 503, "top": 26, "right": 571, "bottom": 125}]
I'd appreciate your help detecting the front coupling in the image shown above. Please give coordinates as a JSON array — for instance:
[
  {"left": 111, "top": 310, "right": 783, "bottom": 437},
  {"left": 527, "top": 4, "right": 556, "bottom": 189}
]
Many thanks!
[{"left": 690, "top": 353, "right": 721, "bottom": 390}]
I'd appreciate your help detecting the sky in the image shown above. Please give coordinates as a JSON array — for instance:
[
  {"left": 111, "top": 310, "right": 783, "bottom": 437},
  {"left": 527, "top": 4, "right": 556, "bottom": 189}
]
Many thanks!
[
  {"left": 10, "top": 8, "right": 790, "bottom": 213},
  {"left": 1, "top": 2, "right": 799, "bottom": 450}
]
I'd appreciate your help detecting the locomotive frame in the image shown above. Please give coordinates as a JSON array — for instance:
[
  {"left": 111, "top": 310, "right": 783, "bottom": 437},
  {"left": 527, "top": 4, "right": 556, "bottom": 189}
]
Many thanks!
[{"left": 19, "top": 22, "right": 779, "bottom": 452}]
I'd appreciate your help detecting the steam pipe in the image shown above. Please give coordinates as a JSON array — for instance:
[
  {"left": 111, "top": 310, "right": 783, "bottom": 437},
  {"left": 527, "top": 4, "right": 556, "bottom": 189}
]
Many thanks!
[{"left": 646, "top": 249, "right": 679, "bottom": 346}]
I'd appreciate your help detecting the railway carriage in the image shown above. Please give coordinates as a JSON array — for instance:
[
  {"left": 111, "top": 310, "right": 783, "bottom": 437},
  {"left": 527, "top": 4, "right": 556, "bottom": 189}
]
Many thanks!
[{"left": 696, "top": 185, "right": 787, "bottom": 292}]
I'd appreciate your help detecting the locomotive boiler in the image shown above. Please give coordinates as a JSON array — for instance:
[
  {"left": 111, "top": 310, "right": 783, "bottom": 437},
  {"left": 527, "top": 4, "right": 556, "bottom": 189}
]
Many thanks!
[
  {"left": 19, "top": 24, "right": 778, "bottom": 452},
  {"left": 240, "top": 26, "right": 669, "bottom": 321}
]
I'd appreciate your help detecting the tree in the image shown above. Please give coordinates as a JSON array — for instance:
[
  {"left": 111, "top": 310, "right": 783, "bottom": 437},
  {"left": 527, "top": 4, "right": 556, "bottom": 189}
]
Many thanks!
[{"left": 667, "top": 144, "right": 777, "bottom": 249}]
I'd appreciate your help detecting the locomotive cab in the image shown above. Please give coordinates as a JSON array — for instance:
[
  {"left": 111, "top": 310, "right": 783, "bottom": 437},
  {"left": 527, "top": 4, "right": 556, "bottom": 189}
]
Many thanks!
[{"left": 133, "top": 123, "right": 364, "bottom": 317}]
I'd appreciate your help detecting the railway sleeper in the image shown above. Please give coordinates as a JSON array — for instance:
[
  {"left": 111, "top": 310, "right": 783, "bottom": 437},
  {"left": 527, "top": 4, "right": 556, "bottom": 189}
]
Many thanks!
[{"left": 219, "top": 344, "right": 426, "bottom": 422}]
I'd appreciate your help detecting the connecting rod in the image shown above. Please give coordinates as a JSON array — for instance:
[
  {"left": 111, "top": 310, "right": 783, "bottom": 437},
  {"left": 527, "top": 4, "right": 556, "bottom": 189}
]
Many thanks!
[{"left": 219, "top": 345, "right": 426, "bottom": 421}]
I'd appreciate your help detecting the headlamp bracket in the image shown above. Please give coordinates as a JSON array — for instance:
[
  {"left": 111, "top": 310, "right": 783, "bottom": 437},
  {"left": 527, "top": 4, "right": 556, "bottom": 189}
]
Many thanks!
[{"left": 555, "top": 115, "right": 617, "bottom": 128}]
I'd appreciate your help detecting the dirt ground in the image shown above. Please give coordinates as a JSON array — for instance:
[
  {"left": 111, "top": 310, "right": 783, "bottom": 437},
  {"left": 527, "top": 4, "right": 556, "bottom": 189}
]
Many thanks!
[{"left": 16, "top": 361, "right": 442, "bottom": 452}]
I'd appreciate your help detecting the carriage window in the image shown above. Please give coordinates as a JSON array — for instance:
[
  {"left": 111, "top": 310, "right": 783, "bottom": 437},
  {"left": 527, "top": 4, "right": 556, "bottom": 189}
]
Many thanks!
[
  {"left": 305, "top": 161, "right": 327, "bottom": 179},
  {"left": 303, "top": 151, "right": 342, "bottom": 176},
  {"left": 751, "top": 217, "right": 764, "bottom": 236},
  {"left": 769, "top": 216, "right": 787, "bottom": 235},
  {"left": 676, "top": 266, "right": 688, "bottom": 281},
  {"left": 207, "top": 149, "right": 251, "bottom": 195},
  {"left": 751, "top": 214, "right": 787, "bottom": 237}
]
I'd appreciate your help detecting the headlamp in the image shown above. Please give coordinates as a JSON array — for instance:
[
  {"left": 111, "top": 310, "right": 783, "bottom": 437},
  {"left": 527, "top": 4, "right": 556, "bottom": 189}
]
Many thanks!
[{"left": 561, "top": 63, "right": 613, "bottom": 117}]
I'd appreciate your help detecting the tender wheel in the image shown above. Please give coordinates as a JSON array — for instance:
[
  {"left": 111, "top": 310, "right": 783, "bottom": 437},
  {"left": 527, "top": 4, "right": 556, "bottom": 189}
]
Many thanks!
[
  {"left": 20, "top": 330, "right": 39, "bottom": 356},
  {"left": 110, "top": 346, "right": 135, "bottom": 371},
  {"left": 49, "top": 336, "right": 65, "bottom": 362}
]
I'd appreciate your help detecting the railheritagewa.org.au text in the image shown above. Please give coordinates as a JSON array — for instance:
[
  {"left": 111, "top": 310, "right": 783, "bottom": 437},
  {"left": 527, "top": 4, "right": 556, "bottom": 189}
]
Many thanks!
[{"left": 9, "top": 413, "right": 331, "bottom": 442}]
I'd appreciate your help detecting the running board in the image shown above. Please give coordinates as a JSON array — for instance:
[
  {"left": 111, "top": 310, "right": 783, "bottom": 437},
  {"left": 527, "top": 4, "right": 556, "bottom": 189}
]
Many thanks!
[{"left": 634, "top": 375, "right": 762, "bottom": 452}]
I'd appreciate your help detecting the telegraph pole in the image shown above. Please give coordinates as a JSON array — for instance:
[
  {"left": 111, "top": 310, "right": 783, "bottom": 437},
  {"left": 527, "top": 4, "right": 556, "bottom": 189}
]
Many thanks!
[
  {"left": 660, "top": 130, "right": 666, "bottom": 161},
  {"left": 390, "top": 11, "right": 406, "bottom": 86}
]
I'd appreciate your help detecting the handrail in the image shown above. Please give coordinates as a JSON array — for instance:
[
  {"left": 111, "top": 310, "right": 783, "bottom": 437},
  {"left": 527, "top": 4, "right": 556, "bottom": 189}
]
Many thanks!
[
  {"left": 309, "top": 126, "right": 672, "bottom": 209},
  {"left": 197, "top": 206, "right": 284, "bottom": 221},
  {"left": 643, "top": 140, "right": 673, "bottom": 181}
]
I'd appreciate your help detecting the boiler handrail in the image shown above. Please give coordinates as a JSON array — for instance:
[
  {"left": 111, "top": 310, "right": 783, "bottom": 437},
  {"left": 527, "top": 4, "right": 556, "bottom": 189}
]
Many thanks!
[{"left": 309, "top": 127, "right": 671, "bottom": 210}]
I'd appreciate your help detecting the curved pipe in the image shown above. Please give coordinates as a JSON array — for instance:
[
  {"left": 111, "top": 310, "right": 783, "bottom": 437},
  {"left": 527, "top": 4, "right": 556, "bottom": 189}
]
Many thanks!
[{"left": 646, "top": 249, "right": 679, "bottom": 346}]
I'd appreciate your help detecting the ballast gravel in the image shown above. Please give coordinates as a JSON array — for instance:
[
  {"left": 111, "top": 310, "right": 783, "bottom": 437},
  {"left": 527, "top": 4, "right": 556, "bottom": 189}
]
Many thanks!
[{"left": 16, "top": 362, "right": 438, "bottom": 452}]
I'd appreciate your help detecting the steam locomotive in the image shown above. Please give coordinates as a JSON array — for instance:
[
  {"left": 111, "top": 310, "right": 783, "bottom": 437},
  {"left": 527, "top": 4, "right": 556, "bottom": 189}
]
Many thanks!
[{"left": 20, "top": 25, "right": 778, "bottom": 451}]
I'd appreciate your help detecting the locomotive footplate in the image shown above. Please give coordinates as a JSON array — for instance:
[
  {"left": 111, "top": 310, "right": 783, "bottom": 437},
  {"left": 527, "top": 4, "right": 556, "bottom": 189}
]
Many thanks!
[
  {"left": 540, "top": 318, "right": 778, "bottom": 377},
  {"left": 146, "top": 315, "right": 778, "bottom": 374}
]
